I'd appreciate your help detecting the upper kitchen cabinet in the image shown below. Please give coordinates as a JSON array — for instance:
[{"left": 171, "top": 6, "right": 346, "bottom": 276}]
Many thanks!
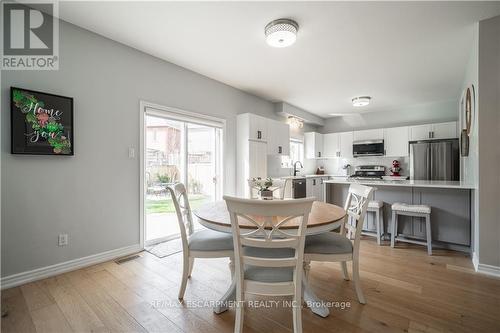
[
  {"left": 409, "top": 121, "right": 457, "bottom": 141},
  {"left": 323, "top": 131, "right": 353, "bottom": 158},
  {"left": 239, "top": 113, "right": 268, "bottom": 141},
  {"left": 267, "top": 119, "right": 290, "bottom": 156},
  {"left": 305, "top": 132, "right": 324, "bottom": 159},
  {"left": 353, "top": 128, "right": 384, "bottom": 142},
  {"left": 339, "top": 131, "right": 354, "bottom": 158},
  {"left": 384, "top": 126, "right": 409, "bottom": 157},
  {"left": 431, "top": 121, "right": 457, "bottom": 139},
  {"left": 323, "top": 133, "right": 340, "bottom": 158}
]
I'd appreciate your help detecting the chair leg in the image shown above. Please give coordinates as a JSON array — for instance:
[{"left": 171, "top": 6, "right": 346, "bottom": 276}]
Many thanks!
[
  {"left": 178, "top": 253, "right": 190, "bottom": 300},
  {"left": 234, "top": 287, "right": 244, "bottom": 333},
  {"left": 188, "top": 257, "right": 195, "bottom": 277},
  {"left": 340, "top": 261, "right": 349, "bottom": 280},
  {"left": 292, "top": 292, "right": 303, "bottom": 333},
  {"left": 425, "top": 214, "right": 432, "bottom": 256},
  {"left": 375, "top": 209, "right": 381, "bottom": 245},
  {"left": 352, "top": 257, "right": 366, "bottom": 304},
  {"left": 390, "top": 212, "right": 397, "bottom": 248}
]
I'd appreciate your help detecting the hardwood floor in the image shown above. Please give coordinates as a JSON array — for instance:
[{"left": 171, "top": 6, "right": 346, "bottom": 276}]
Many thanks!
[{"left": 2, "top": 238, "right": 500, "bottom": 333}]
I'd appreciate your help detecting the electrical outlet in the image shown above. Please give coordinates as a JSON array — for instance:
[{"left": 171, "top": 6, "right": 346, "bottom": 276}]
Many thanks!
[{"left": 58, "top": 234, "right": 68, "bottom": 247}]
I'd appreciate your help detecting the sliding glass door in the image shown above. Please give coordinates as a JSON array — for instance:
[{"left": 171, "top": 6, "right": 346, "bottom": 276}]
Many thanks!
[{"left": 144, "top": 109, "right": 223, "bottom": 245}]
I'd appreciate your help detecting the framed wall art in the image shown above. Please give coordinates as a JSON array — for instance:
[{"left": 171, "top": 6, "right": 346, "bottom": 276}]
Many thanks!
[{"left": 11, "top": 87, "right": 74, "bottom": 155}]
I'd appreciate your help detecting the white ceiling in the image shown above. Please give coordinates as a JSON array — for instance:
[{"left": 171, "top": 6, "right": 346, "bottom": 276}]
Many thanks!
[{"left": 58, "top": 1, "right": 500, "bottom": 118}]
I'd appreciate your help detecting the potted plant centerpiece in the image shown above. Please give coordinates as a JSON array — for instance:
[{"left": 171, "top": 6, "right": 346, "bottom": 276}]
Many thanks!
[{"left": 251, "top": 177, "right": 275, "bottom": 200}]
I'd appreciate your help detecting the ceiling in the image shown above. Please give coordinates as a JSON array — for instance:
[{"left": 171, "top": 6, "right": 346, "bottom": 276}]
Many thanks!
[{"left": 58, "top": 1, "right": 500, "bottom": 118}]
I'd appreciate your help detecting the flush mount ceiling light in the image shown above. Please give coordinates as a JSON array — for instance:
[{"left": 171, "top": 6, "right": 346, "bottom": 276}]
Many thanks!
[
  {"left": 265, "top": 19, "right": 299, "bottom": 48},
  {"left": 352, "top": 96, "right": 371, "bottom": 107},
  {"left": 287, "top": 116, "right": 304, "bottom": 129}
]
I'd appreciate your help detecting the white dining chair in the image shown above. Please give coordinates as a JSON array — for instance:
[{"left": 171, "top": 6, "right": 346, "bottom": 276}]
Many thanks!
[
  {"left": 224, "top": 196, "right": 314, "bottom": 333},
  {"left": 303, "top": 184, "right": 374, "bottom": 304},
  {"left": 167, "top": 183, "right": 234, "bottom": 300}
]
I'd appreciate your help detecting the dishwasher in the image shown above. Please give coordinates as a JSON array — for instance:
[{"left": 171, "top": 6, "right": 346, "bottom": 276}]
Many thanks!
[{"left": 292, "top": 178, "right": 306, "bottom": 199}]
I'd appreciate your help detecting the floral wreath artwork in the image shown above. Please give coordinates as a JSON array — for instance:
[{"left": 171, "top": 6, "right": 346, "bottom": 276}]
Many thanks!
[{"left": 11, "top": 87, "right": 73, "bottom": 155}]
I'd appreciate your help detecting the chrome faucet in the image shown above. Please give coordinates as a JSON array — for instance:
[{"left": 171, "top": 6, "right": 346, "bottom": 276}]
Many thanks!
[{"left": 293, "top": 161, "right": 304, "bottom": 176}]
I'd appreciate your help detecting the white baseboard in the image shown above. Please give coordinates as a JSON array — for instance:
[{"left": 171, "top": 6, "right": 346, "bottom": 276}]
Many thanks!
[
  {"left": 477, "top": 262, "right": 500, "bottom": 279},
  {"left": 1, "top": 244, "right": 142, "bottom": 290}
]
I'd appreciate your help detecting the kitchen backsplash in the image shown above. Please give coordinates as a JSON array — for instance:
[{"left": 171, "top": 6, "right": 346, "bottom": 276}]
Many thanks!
[
  {"left": 268, "top": 155, "right": 409, "bottom": 178},
  {"left": 316, "top": 156, "right": 410, "bottom": 177}
]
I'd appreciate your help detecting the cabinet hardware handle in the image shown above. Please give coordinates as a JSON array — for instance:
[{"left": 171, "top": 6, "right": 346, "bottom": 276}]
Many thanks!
[
  {"left": 313, "top": 179, "right": 316, "bottom": 185},
  {"left": 257, "top": 130, "right": 262, "bottom": 139},
  {"left": 278, "top": 146, "right": 282, "bottom": 154},
  {"left": 318, "top": 152, "right": 321, "bottom": 158}
]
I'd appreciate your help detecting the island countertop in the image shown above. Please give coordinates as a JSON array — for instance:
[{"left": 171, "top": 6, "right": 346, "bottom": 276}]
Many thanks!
[{"left": 323, "top": 178, "right": 475, "bottom": 189}]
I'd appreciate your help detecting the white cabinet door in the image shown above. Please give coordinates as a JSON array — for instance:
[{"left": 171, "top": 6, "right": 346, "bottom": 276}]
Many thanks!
[
  {"left": 339, "top": 131, "right": 353, "bottom": 158},
  {"left": 267, "top": 120, "right": 290, "bottom": 155},
  {"left": 305, "top": 132, "right": 324, "bottom": 159},
  {"left": 432, "top": 121, "right": 457, "bottom": 139},
  {"left": 353, "top": 129, "right": 384, "bottom": 142},
  {"left": 306, "top": 178, "right": 314, "bottom": 197},
  {"left": 409, "top": 124, "right": 432, "bottom": 141},
  {"left": 248, "top": 114, "right": 267, "bottom": 141},
  {"left": 249, "top": 140, "right": 267, "bottom": 179},
  {"left": 323, "top": 133, "right": 340, "bottom": 158},
  {"left": 384, "top": 126, "right": 409, "bottom": 157}
]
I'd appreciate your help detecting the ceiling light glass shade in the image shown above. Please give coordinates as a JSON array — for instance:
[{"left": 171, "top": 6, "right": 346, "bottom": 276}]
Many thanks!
[
  {"left": 352, "top": 96, "right": 371, "bottom": 107},
  {"left": 265, "top": 19, "right": 299, "bottom": 48},
  {"left": 287, "top": 116, "right": 304, "bottom": 129}
]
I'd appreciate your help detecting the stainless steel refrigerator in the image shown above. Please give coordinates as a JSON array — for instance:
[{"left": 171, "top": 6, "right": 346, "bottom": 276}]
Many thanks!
[{"left": 409, "top": 139, "right": 459, "bottom": 181}]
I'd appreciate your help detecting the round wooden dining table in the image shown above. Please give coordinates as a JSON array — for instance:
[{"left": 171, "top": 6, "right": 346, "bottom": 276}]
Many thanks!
[{"left": 194, "top": 200, "right": 346, "bottom": 318}]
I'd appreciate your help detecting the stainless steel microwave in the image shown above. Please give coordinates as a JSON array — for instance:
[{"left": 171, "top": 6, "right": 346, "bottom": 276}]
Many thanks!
[{"left": 352, "top": 139, "right": 384, "bottom": 157}]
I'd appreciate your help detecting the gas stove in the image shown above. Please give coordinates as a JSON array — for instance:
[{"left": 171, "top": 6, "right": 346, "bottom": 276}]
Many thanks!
[{"left": 349, "top": 165, "right": 386, "bottom": 179}]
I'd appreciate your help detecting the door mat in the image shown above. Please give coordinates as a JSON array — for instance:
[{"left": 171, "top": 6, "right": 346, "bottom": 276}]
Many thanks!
[{"left": 146, "top": 238, "right": 182, "bottom": 258}]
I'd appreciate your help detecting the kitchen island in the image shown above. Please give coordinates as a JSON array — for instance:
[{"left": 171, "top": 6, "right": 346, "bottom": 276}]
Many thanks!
[{"left": 324, "top": 179, "right": 474, "bottom": 252}]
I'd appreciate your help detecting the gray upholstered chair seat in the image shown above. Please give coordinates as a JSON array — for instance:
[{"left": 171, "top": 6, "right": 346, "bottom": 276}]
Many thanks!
[
  {"left": 304, "top": 232, "right": 353, "bottom": 254},
  {"left": 243, "top": 247, "right": 294, "bottom": 282},
  {"left": 188, "top": 229, "right": 233, "bottom": 251}
]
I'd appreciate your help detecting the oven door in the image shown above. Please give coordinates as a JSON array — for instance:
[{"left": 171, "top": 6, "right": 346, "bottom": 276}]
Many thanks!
[{"left": 353, "top": 140, "right": 384, "bottom": 157}]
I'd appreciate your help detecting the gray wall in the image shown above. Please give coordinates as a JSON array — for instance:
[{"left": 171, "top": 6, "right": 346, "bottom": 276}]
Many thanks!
[
  {"left": 1, "top": 20, "right": 280, "bottom": 277},
  {"left": 477, "top": 15, "right": 500, "bottom": 268},
  {"left": 460, "top": 23, "right": 479, "bottom": 262},
  {"left": 321, "top": 99, "right": 458, "bottom": 133}
]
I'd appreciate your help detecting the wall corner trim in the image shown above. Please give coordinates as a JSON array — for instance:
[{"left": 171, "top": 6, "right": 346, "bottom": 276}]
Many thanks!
[{"left": 1, "top": 244, "right": 142, "bottom": 290}]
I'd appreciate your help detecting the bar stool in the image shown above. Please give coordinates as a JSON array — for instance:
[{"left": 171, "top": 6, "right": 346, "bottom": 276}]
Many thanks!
[
  {"left": 362, "top": 200, "right": 384, "bottom": 245},
  {"left": 390, "top": 203, "right": 432, "bottom": 255}
]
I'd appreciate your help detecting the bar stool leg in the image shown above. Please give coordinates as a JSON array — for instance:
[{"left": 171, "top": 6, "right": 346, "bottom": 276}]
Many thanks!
[
  {"left": 425, "top": 213, "right": 432, "bottom": 256},
  {"left": 391, "top": 211, "right": 397, "bottom": 248},
  {"left": 375, "top": 208, "right": 381, "bottom": 245}
]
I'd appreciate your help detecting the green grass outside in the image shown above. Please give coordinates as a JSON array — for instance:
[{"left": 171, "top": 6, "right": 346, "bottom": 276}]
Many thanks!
[{"left": 146, "top": 194, "right": 210, "bottom": 214}]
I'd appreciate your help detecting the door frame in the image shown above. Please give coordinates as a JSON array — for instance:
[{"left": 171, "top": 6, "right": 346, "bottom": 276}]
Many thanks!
[{"left": 139, "top": 101, "right": 226, "bottom": 249}]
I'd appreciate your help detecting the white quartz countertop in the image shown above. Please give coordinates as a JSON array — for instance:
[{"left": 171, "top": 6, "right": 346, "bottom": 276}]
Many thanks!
[
  {"left": 323, "top": 178, "right": 475, "bottom": 189},
  {"left": 281, "top": 174, "right": 335, "bottom": 179}
]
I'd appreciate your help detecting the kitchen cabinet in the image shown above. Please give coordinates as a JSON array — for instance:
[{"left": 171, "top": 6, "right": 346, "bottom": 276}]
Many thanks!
[
  {"left": 409, "top": 122, "right": 457, "bottom": 141},
  {"left": 236, "top": 113, "right": 269, "bottom": 197},
  {"left": 243, "top": 113, "right": 268, "bottom": 141},
  {"left": 305, "top": 132, "right": 324, "bottom": 159},
  {"left": 384, "top": 126, "right": 409, "bottom": 157},
  {"left": 323, "top": 133, "right": 340, "bottom": 158},
  {"left": 339, "top": 131, "right": 353, "bottom": 158},
  {"left": 306, "top": 176, "right": 329, "bottom": 201},
  {"left": 267, "top": 119, "right": 290, "bottom": 156},
  {"left": 432, "top": 122, "right": 457, "bottom": 139},
  {"left": 353, "top": 128, "right": 384, "bottom": 142}
]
